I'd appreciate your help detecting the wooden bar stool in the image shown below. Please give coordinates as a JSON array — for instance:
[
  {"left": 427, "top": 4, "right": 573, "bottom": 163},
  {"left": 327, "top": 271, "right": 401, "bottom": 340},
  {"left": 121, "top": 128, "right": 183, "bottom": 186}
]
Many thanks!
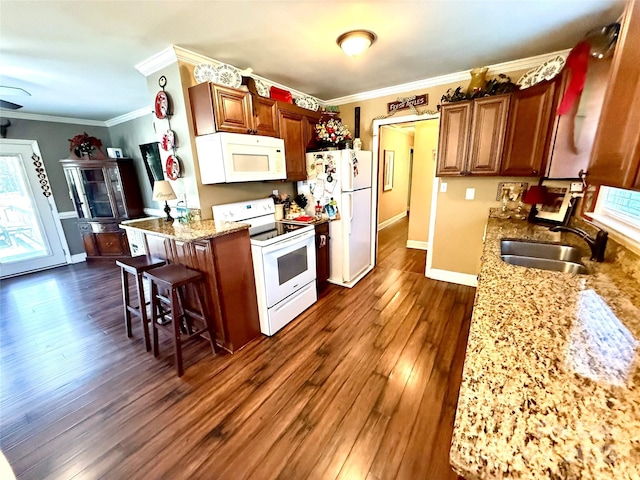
[
  {"left": 145, "top": 263, "right": 220, "bottom": 376},
  {"left": 116, "top": 256, "right": 166, "bottom": 351}
]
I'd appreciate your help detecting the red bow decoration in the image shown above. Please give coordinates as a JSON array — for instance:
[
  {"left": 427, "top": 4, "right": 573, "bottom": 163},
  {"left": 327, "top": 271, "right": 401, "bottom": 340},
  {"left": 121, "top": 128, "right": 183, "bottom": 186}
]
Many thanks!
[{"left": 557, "top": 41, "right": 591, "bottom": 115}]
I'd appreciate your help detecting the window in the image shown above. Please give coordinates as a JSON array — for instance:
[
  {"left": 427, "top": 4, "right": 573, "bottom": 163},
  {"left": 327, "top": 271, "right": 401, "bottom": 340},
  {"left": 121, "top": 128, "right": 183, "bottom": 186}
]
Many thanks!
[{"left": 591, "top": 186, "right": 640, "bottom": 249}]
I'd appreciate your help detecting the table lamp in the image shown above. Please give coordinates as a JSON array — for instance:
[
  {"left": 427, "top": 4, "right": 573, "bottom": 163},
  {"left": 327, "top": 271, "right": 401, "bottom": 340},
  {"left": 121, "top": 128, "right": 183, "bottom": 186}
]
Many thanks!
[{"left": 152, "top": 180, "right": 177, "bottom": 222}]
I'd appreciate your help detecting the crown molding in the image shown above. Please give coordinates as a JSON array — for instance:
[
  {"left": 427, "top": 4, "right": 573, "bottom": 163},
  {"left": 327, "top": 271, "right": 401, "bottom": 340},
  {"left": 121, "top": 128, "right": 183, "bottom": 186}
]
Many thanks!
[
  {"left": 105, "top": 106, "right": 152, "bottom": 127},
  {"left": 135, "top": 45, "right": 178, "bottom": 76},
  {"left": 326, "top": 48, "right": 571, "bottom": 105},
  {"left": 174, "top": 46, "right": 222, "bottom": 67},
  {"left": 0, "top": 110, "right": 106, "bottom": 126}
]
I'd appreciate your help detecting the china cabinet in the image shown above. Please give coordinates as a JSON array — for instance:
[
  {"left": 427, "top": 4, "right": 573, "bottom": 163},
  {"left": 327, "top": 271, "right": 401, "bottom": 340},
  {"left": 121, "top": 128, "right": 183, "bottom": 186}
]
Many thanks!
[{"left": 60, "top": 158, "right": 144, "bottom": 260}]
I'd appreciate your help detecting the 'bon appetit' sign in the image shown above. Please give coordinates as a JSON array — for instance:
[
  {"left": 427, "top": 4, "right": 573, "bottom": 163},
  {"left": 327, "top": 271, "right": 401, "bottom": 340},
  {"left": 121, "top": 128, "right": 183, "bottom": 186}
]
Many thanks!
[{"left": 387, "top": 94, "right": 428, "bottom": 113}]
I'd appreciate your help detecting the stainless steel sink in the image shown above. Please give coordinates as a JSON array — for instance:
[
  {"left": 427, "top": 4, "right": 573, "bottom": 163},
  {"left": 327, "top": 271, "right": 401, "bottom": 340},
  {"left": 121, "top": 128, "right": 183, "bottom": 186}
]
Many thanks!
[{"left": 500, "top": 239, "right": 588, "bottom": 274}]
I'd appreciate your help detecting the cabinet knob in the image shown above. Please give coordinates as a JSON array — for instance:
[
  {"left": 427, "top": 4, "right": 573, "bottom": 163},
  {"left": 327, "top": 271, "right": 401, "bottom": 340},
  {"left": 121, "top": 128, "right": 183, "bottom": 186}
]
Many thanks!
[
  {"left": 247, "top": 129, "right": 252, "bottom": 134},
  {"left": 532, "top": 169, "right": 538, "bottom": 175}
]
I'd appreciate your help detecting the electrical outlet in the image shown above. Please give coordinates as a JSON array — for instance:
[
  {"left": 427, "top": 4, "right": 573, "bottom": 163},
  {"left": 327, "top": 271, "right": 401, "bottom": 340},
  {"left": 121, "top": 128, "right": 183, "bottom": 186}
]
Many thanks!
[
  {"left": 272, "top": 189, "right": 279, "bottom": 196},
  {"left": 440, "top": 182, "right": 448, "bottom": 193},
  {"left": 465, "top": 188, "right": 475, "bottom": 200}
]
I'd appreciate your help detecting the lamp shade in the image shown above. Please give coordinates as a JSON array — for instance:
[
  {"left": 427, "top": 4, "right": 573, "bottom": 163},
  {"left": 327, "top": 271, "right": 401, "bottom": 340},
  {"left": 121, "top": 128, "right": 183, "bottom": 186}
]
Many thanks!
[
  {"left": 337, "top": 30, "right": 376, "bottom": 57},
  {"left": 522, "top": 185, "right": 549, "bottom": 205},
  {"left": 152, "top": 180, "right": 177, "bottom": 202}
]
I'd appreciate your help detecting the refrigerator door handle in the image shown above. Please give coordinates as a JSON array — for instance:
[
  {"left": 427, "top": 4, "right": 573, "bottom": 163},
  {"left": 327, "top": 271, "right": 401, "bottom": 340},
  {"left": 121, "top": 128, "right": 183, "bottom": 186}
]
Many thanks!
[{"left": 347, "top": 192, "right": 354, "bottom": 235}]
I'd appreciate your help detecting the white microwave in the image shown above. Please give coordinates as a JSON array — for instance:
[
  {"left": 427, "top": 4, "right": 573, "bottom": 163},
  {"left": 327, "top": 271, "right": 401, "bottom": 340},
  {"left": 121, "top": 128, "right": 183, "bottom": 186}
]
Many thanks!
[{"left": 195, "top": 132, "right": 286, "bottom": 184}]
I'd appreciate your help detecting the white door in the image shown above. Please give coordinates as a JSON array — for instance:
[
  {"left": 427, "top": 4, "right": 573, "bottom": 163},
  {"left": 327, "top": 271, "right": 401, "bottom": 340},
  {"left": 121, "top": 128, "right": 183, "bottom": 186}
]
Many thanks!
[
  {"left": 0, "top": 140, "right": 68, "bottom": 277},
  {"left": 343, "top": 188, "right": 372, "bottom": 281}
]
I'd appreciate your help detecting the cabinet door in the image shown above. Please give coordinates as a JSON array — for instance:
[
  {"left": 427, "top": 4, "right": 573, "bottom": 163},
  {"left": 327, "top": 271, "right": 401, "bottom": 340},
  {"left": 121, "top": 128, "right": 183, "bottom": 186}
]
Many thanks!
[
  {"left": 587, "top": 0, "right": 640, "bottom": 190},
  {"left": 315, "top": 222, "right": 330, "bottom": 291},
  {"left": 436, "top": 102, "right": 472, "bottom": 176},
  {"left": 252, "top": 96, "right": 279, "bottom": 137},
  {"left": 95, "top": 231, "right": 129, "bottom": 256},
  {"left": 501, "top": 80, "right": 557, "bottom": 176},
  {"left": 278, "top": 110, "right": 308, "bottom": 181},
  {"left": 80, "top": 168, "right": 115, "bottom": 218},
  {"left": 468, "top": 95, "right": 510, "bottom": 175},
  {"left": 212, "top": 85, "right": 253, "bottom": 134}
]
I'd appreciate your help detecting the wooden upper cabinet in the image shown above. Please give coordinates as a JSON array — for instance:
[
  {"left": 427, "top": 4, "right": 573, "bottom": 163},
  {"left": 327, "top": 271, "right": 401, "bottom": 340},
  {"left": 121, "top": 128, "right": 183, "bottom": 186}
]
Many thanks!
[
  {"left": 212, "top": 85, "right": 252, "bottom": 134},
  {"left": 436, "top": 95, "right": 509, "bottom": 176},
  {"left": 253, "top": 96, "right": 279, "bottom": 137},
  {"left": 436, "top": 101, "right": 471, "bottom": 176},
  {"left": 587, "top": 0, "right": 640, "bottom": 190},
  {"left": 279, "top": 109, "right": 307, "bottom": 181},
  {"left": 277, "top": 102, "right": 321, "bottom": 181},
  {"left": 188, "top": 82, "right": 279, "bottom": 137},
  {"left": 501, "top": 79, "right": 558, "bottom": 176},
  {"left": 468, "top": 95, "right": 510, "bottom": 175}
]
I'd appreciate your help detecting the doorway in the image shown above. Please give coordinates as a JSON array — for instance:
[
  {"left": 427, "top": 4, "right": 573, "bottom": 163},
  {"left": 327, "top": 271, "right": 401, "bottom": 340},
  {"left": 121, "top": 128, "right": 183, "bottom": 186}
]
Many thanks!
[
  {"left": 0, "top": 140, "right": 68, "bottom": 277},
  {"left": 372, "top": 115, "right": 440, "bottom": 273}
]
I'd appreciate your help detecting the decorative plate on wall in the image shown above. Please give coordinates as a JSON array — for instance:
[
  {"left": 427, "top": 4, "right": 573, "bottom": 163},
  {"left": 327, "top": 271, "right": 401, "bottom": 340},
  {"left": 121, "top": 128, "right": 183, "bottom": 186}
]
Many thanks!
[
  {"left": 194, "top": 63, "right": 216, "bottom": 83},
  {"left": 165, "top": 155, "right": 181, "bottom": 180},
  {"left": 154, "top": 91, "right": 170, "bottom": 119},
  {"left": 161, "top": 129, "right": 176, "bottom": 151},
  {"left": 253, "top": 78, "right": 269, "bottom": 97},
  {"left": 213, "top": 64, "right": 242, "bottom": 88},
  {"left": 535, "top": 55, "right": 566, "bottom": 81}
]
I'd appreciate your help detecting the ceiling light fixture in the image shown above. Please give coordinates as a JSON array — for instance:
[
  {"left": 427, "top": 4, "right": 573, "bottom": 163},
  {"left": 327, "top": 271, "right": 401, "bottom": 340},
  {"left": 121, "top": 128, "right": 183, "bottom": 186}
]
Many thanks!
[{"left": 337, "top": 30, "right": 376, "bottom": 57}]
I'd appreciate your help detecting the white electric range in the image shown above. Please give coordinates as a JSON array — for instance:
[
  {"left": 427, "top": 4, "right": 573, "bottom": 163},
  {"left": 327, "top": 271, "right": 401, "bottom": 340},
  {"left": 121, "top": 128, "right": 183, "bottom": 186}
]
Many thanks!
[{"left": 212, "top": 199, "right": 317, "bottom": 336}]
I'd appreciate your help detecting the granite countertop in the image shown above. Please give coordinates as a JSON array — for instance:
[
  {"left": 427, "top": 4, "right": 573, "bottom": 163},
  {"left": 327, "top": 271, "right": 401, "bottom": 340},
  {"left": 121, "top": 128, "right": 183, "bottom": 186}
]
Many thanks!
[
  {"left": 450, "top": 214, "right": 640, "bottom": 479},
  {"left": 120, "top": 217, "right": 249, "bottom": 242}
]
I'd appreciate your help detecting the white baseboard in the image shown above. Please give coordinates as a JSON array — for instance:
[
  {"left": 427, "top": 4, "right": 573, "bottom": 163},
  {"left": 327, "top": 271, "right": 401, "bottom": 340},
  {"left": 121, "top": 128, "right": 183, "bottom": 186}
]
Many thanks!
[
  {"left": 377, "top": 211, "right": 407, "bottom": 231},
  {"left": 406, "top": 240, "right": 428, "bottom": 250},
  {"left": 58, "top": 210, "right": 78, "bottom": 220},
  {"left": 69, "top": 253, "right": 87, "bottom": 264},
  {"left": 427, "top": 268, "right": 478, "bottom": 287}
]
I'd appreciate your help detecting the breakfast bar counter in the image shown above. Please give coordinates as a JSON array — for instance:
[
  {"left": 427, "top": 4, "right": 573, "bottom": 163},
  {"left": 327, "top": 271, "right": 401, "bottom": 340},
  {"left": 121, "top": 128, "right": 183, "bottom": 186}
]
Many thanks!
[
  {"left": 120, "top": 217, "right": 261, "bottom": 353},
  {"left": 450, "top": 214, "right": 640, "bottom": 479}
]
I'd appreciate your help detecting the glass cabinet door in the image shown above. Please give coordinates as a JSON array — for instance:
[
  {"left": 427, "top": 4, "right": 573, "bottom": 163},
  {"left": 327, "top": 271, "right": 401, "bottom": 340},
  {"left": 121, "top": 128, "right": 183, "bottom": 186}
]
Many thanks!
[
  {"left": 105, "top": 166, "right": 127, "bottom": 218},
  {"left": 64, "top": 168, "right": 91, "bottom": 219},
  {"left": 81, "top": 168, "right": 114, "bottom": 218}
]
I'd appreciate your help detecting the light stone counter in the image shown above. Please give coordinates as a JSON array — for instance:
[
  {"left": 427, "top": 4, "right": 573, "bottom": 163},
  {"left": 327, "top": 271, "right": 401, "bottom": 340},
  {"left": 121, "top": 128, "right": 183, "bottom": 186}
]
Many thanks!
[
  {"left": 120, "top": 217, "right": 249, "bottom": 243},
  {"left": 450, "top": 213, "right": 640, "bottom": 479}
]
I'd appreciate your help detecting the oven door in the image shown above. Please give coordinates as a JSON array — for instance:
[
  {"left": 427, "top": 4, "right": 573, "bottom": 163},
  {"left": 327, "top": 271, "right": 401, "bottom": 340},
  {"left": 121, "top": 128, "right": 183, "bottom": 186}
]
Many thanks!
[{"left": 261, "top": 229, "right": 316, "bottom": 307}]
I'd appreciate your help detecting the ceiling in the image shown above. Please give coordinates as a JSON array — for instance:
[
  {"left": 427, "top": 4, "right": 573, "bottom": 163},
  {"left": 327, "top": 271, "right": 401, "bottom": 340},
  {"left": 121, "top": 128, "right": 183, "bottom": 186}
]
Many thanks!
[{"left": 0, "top": 0, "right": 625, "bottom": 123}]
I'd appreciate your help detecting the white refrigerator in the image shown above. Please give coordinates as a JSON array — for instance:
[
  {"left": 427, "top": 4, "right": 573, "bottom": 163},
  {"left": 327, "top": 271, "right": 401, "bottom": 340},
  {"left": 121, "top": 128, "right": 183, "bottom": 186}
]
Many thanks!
[{"left": 298, "top": 150, "right": 374, "bottom": 287}]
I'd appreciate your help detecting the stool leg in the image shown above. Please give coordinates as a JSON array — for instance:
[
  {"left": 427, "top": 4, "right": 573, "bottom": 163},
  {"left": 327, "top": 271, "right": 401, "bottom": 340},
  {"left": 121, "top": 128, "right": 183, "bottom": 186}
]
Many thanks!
[
  {"left": 121, "top": 268, "right": 132, "bottom": 338},
  {"left": 150, "top": 280, "right": 160, "bottom": 357},
  {"left": 136, "top": 273, "right": 151, "bottom": 352},
  {"left": 171, "top": 287, "right": 184, "bottom": 377},
  {"left": 195, "top": 280, "right": 220, "bottom": 354}
]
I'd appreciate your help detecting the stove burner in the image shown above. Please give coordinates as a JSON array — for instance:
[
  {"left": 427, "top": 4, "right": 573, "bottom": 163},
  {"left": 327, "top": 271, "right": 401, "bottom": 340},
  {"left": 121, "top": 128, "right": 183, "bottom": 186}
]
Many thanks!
[{"left": 249, "top": 222, "right": 307, "bottom": 242}]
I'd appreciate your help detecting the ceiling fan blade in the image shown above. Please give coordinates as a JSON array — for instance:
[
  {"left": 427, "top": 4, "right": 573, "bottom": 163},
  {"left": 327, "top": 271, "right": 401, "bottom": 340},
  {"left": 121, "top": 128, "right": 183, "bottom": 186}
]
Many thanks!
[{"left": 0, "top": 99, "right": 23, "bottom": 110}]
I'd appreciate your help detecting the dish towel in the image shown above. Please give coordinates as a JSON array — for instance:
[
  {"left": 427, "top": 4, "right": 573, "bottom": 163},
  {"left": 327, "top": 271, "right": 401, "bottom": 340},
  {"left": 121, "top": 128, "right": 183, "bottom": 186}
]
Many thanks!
[{"left": 557, "top": 41, "right": 591, "bottom": 116}]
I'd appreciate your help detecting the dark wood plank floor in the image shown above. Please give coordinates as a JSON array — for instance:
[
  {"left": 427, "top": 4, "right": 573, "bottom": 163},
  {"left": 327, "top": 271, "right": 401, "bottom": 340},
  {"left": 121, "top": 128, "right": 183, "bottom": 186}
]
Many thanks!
[{"left": 0, "top": 217, "right": 474, "bottom": 480}]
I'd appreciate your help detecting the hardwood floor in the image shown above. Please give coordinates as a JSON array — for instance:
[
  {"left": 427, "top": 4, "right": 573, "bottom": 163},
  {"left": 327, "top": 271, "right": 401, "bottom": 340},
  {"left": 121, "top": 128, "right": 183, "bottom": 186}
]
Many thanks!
[{"left": 0, "top": 218, "right": 474, "bottom": 480}]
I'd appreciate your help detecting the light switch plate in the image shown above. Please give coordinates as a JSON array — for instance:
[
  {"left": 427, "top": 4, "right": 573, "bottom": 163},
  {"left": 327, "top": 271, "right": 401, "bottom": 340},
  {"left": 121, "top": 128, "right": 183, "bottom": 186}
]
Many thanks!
[
  {"left": 440, "top": 182, "right": 448, "bottom": 193},
  {"left": 465, "top": 188, "right": 475, "bottom": 200},
  {"left": 272, "top": 189, "right": 279, "bottom": 196}
]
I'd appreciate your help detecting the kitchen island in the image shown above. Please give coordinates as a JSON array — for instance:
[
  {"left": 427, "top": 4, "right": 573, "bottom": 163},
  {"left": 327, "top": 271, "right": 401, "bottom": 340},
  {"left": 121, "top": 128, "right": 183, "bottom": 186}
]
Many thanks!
[
  {"left": 450, "top": 213, "right": 640, "bottom": 479},
  {"left": 120, "top": 217, "right": 261, "bottom": 353}
]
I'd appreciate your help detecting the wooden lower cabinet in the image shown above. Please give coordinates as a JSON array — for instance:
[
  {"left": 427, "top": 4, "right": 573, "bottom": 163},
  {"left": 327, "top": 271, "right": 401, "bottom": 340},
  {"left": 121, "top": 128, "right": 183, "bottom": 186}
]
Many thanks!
[
  {"left": 315, "top": 221, "right": 330, "bottom": 292},
  {"left": 79, "top": 222, "right": 130, "bottom": 259},
  {"left": 145, "top": 229, "right": 261, "bottom": 353}
]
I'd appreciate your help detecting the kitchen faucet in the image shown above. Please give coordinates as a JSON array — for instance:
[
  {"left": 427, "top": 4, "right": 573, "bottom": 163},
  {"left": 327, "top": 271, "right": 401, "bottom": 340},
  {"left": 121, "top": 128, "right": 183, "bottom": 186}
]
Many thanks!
[{"left": 548, "top": 225, "right": 608, "bottom": 262}]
